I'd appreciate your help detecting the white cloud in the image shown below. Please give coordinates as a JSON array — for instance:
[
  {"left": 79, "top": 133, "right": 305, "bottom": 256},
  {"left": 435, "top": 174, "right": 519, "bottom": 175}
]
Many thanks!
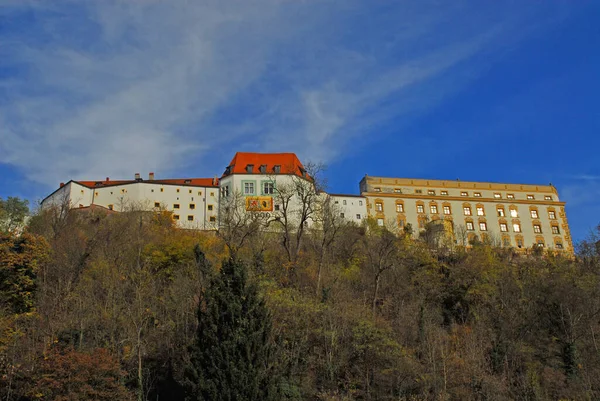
[{"left": 0, "top": 0, "right": 565, "bottom": 189}]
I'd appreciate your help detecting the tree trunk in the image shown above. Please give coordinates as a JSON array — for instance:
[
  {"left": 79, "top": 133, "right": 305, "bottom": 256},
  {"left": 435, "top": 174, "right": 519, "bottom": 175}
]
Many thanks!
[
  {"left": 372, "top": 272, "right": 381, "bottom": 315},
  {"left": 137, "top": 327, "right": 144, "bottom": 401}
]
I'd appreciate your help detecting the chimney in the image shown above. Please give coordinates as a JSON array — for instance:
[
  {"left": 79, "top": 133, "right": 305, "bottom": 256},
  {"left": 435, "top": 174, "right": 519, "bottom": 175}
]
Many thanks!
[
  {"left": 149, "top": 172, "right": 155, "bottom": 180},
  {"left": 106, "top": 177, "right": 110, "bottom": 182},
  {"left": 135, "top": 173, "right": 141, "bottom": 181},
  {"left": 60, "top": 182, "right": 65, "bottom": 188}
]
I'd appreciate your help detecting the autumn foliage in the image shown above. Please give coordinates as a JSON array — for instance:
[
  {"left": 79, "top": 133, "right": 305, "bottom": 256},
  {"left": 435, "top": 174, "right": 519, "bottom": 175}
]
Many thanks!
[{"left": 1, "top": 204, "right": 600, "bottom": 400}]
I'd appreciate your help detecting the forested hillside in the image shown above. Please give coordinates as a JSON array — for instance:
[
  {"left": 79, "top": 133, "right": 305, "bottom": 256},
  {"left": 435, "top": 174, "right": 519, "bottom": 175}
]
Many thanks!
[{"left": 1, "top": 198, "right": 600, "bottom": 400}]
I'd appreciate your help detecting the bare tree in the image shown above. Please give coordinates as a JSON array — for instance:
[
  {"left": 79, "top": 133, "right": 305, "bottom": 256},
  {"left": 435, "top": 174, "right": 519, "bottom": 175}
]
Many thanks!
[
  {"left": 218, "top": 190, "right": 265, "bottom": 260},
  {"left": 269, "top": 161, "right": 324, "bottom": 264},
  {"left": 311, "top": 194, "right": 347, "bottom": 297}
]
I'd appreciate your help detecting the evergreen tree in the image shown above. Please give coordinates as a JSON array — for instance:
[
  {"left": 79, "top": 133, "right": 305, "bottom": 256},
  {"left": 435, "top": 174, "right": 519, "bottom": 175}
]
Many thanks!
[{"left": 183, "top": 258, "right": 277, "bottom": 401}]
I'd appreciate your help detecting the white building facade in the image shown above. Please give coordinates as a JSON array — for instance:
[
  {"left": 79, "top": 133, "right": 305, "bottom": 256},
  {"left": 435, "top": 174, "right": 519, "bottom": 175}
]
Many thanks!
[{"left": 41, "top": 174, "right": 220, "bottom": 229}]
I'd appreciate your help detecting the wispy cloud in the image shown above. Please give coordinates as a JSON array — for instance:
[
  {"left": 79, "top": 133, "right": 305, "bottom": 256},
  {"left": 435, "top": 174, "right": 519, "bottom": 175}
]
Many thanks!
[{"left": 0, "top": 1, "right": 564, "bottom": 188}]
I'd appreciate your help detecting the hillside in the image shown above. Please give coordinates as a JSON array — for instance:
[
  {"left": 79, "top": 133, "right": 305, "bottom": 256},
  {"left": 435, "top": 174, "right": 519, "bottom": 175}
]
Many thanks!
[{"left": 1, "top": 202, "right": 600, "bottom": 400}]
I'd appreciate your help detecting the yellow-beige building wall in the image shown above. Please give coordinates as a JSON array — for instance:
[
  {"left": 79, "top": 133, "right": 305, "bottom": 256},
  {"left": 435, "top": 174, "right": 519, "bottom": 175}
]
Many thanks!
[{"left": 360, "top": 175, "right": 573, "bottom": 252}]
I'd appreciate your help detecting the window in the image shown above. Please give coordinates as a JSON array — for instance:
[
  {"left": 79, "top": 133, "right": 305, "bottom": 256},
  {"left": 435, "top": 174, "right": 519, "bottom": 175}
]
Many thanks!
[
  {"left": 377, "top": 218, "right": 384, "bottom": 226},
  {"left": 430, "top": 205, "right": 438, "bottom": 214},
  {"left": 441, "top": 190, "right": 448, "bottom": 196},
  {"left": 494, "top": 193, "right": 501, "bottom": 199},
  {"left": 517, "top": 238, "right": 523, "bottom": 248},
  {"left": 189, "top": 204, "right": 195, "bottom": 210},
  {"left": 210, "top": 192, "right": 214, "bottom": 197},
  {"left": 510, "top": 208, "right": 519, "bottom": 218},
  {"left": 176, "top": 188, "right": 180, "bottom": 193},
  {"left": 396, "top": 204, "right": 404, "bottom": 213},
  {"left": 548, "top": 211, "right": 556, "bottom": 219},
  {"left": 160, "top": 188, "right": 164, "bottom": 192},
  {"left": 479, "top": 222, "right": 487, "bottom": 231},
  {"left": 527, "top": 194, "right": 534, "bottom": 200},
  {"left": 108, "top": 204, "right": 114, "bottom": 210},
  {"left": 417, "top": 205, "right": 424, "bottom": 213},
  {"left": 466, "top": 222, "right": 474, "bottom": 231},
  {"left": 551, "top": 225, "right": 560, "bottom": 234},
  {"left": 375, "top": 202, "right": 383, "bottom": 212},
  {"left": 273, "top": 165, "right": 281, "bottom": 174},
  {"left": 415, "top": 189, "right": 423, "bottom": 194},
  {"left": 246, "top": 164, "right": 254, "bottom": 173},
  {"left": 356, "top": 214, "right": 361, "bottom": 219},
  {"left": 173, "top": 214, "right": 180, "bottom": 220},
  {"left": 121, "top": 189, "right": 126, "bottom": 193},
  {"left": 244, "top": 182, "right": 255, "bottom": 195},
  {"left": 359, "top": 200, "right": 363, "bottom": 206},
  {"left": 263, "top": 182, "right": 274, "bottom": 195},
  {"left": 275, "top": 205, "right": 280, "bottom": 211},
  {"left": 513, "top": 223, "right": 521, "bottom": 233},
  {"left": 394, "top": 188, "right": 402, "bottom": 193},
  {"left": 208, "top": 205, "right": 213, "bottom": 211},
  {"left": 474, "top": 192, "right": 482, "bottom": 197},
  {"left": 374, "top": 187, "right": 381, "bottom": 192},
  {"left": 443, "top": 206, "right": 451, "bottom": 215},
  {"left": 556, "top": 242, "right": 564, "bottom": 249},
  {"left": 477, "top": 207, "right": 485, "bottom": 216},
  {"left": 497, "top": 208, "right": 505, "bottom": 217},
  {"left": 500, "top": 223, "right": 508, "bottom": 232},
  {"left": 198, "top": 191, "right": 202, "bottom": 195},
  {"left": 259, "top": 164, "right": 267, "bottom": 174},
  {"left": 398, "top": 219, "right": 405, "bottom": 227},
  {"left": 340, "top": 213, "right": 345, "bottom": 218},
  {"left": 189, "top": 189, "right": 192, "bottom": 194},
  {"left": 461, "top": 192, "right": 468, "bottom": 196},
  {"left": 428, "top": 190, "right": 435, "bottom": 195},
  {"left": 507, "top": 194, "right": 514, "bottom": 199},
  {"left": 209, "top": 216, "right": 216, "bottom": 222},
  {"left": 343, "top": 200, "right": 347, "bottom": 205},
  {"left": 533, "top": 224, "right": 542, "bottom": 234},
  {"left": 222, "top": 185, "right": 230, "bottom": 197},
  {"left": 154, "top": 202, "right": 160, "bottom": 208},
  {"left": 503, "top": 237, "right": 511, "bottom": 247},
  {"left": 530, "top": 210, "right": 538, "bottom": 218},
  {"left": 174, "top": 204, "right": 180, "bottom": 209},
  {"left": 544, "top": 195, "right": 552, "bottom": 200},
  {"left": 187, "top": 215, "right": 194, "bottom": 221},
  {"left": 537, "top": 240, "right": 545, "bottom": 248},
  {"left": 463, "top": 207, "right": 472, "bottom": 216}
]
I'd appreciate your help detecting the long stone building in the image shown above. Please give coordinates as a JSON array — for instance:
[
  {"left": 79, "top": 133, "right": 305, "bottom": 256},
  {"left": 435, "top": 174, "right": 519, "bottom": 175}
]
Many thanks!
[{"left": 41, "top": 152, "right": 572, "bottom": 252}]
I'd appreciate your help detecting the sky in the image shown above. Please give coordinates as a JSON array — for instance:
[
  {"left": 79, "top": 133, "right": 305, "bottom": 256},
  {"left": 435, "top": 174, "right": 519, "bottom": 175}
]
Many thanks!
[{"left": 0, "top": 1, "right": 599, "bottom": 242}]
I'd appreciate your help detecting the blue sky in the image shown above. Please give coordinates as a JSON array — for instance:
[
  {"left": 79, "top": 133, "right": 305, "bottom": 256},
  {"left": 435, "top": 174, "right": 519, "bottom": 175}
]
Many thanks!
[{"left": 0, "top": 1, "right": 599, "bottom": 242}]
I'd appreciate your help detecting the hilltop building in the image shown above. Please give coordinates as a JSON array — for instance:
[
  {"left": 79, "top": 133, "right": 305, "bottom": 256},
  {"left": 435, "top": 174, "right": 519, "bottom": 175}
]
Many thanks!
[
  {"left": 41, "top": 174, "right": 220, "bottom": 230},
  {"left": 360, "top": 175, "right": 572, "bottom": 251},
  {"left": 41, "top": 152, "right": 572, "bottom": 252}
]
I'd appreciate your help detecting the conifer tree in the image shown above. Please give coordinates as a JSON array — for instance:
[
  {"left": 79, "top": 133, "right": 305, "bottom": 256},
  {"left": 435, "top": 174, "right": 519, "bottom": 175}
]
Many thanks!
[{"left": 183, "top": 258, "right": 277, "bottom": 401}]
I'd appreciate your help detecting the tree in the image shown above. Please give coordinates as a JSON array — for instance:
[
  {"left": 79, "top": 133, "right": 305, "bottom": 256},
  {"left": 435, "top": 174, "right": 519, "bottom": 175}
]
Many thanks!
[
  {"left": 361, "top": 218, "right": 399, "bottom": 315},
  {"left": 0, "top": 232, "right": 49, "bottom": 314},
  {"left": 269, "top": 162, "right": 324, "bottom": 264},
  {"left": 28, "top": 347, "right": 134, "bottom": 400},
  {"left": 311, "top": 194, "right": 346, "bottom": 297},
  {"left": 218, "top": 190, "right": 264, "bottom": 261},
  {"left": 184, "top": 258, "right": 278, "bottom": 400},
  {"left": 0, "top": 196, "right": 29, "bottom": 234}
]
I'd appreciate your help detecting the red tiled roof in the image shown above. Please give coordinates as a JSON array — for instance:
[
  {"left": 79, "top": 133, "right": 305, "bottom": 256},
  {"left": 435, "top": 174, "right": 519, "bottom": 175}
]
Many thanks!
[
  {"left": 222, "top": 152, "right": 308, "bottom": 179},
  {"left": 75, "top": 177, "right": 219, "bottom": 189}
]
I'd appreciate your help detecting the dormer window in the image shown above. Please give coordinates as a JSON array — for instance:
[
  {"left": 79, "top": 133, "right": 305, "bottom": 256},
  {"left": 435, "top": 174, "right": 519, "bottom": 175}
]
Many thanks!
[
  {"left": 299, "top": 167, "right": 306, "bottom": 178},
  {"left": 95, "top": 181, "right": 102, "bottom": 186},
  {"left": 273, "top": 165, "right": 281, "bottom": 174},
  {"left": 259, "top": 164, "right": 267, "bottom": 174},
  {"left": 184, "top": 179, "right": 191, "bottom": 184},
  {"left": 224, "top": 166, "right": 232, "bottom": 175},
  {"left": 246, "top": 164, "right": 254, "bottom": 173}
]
